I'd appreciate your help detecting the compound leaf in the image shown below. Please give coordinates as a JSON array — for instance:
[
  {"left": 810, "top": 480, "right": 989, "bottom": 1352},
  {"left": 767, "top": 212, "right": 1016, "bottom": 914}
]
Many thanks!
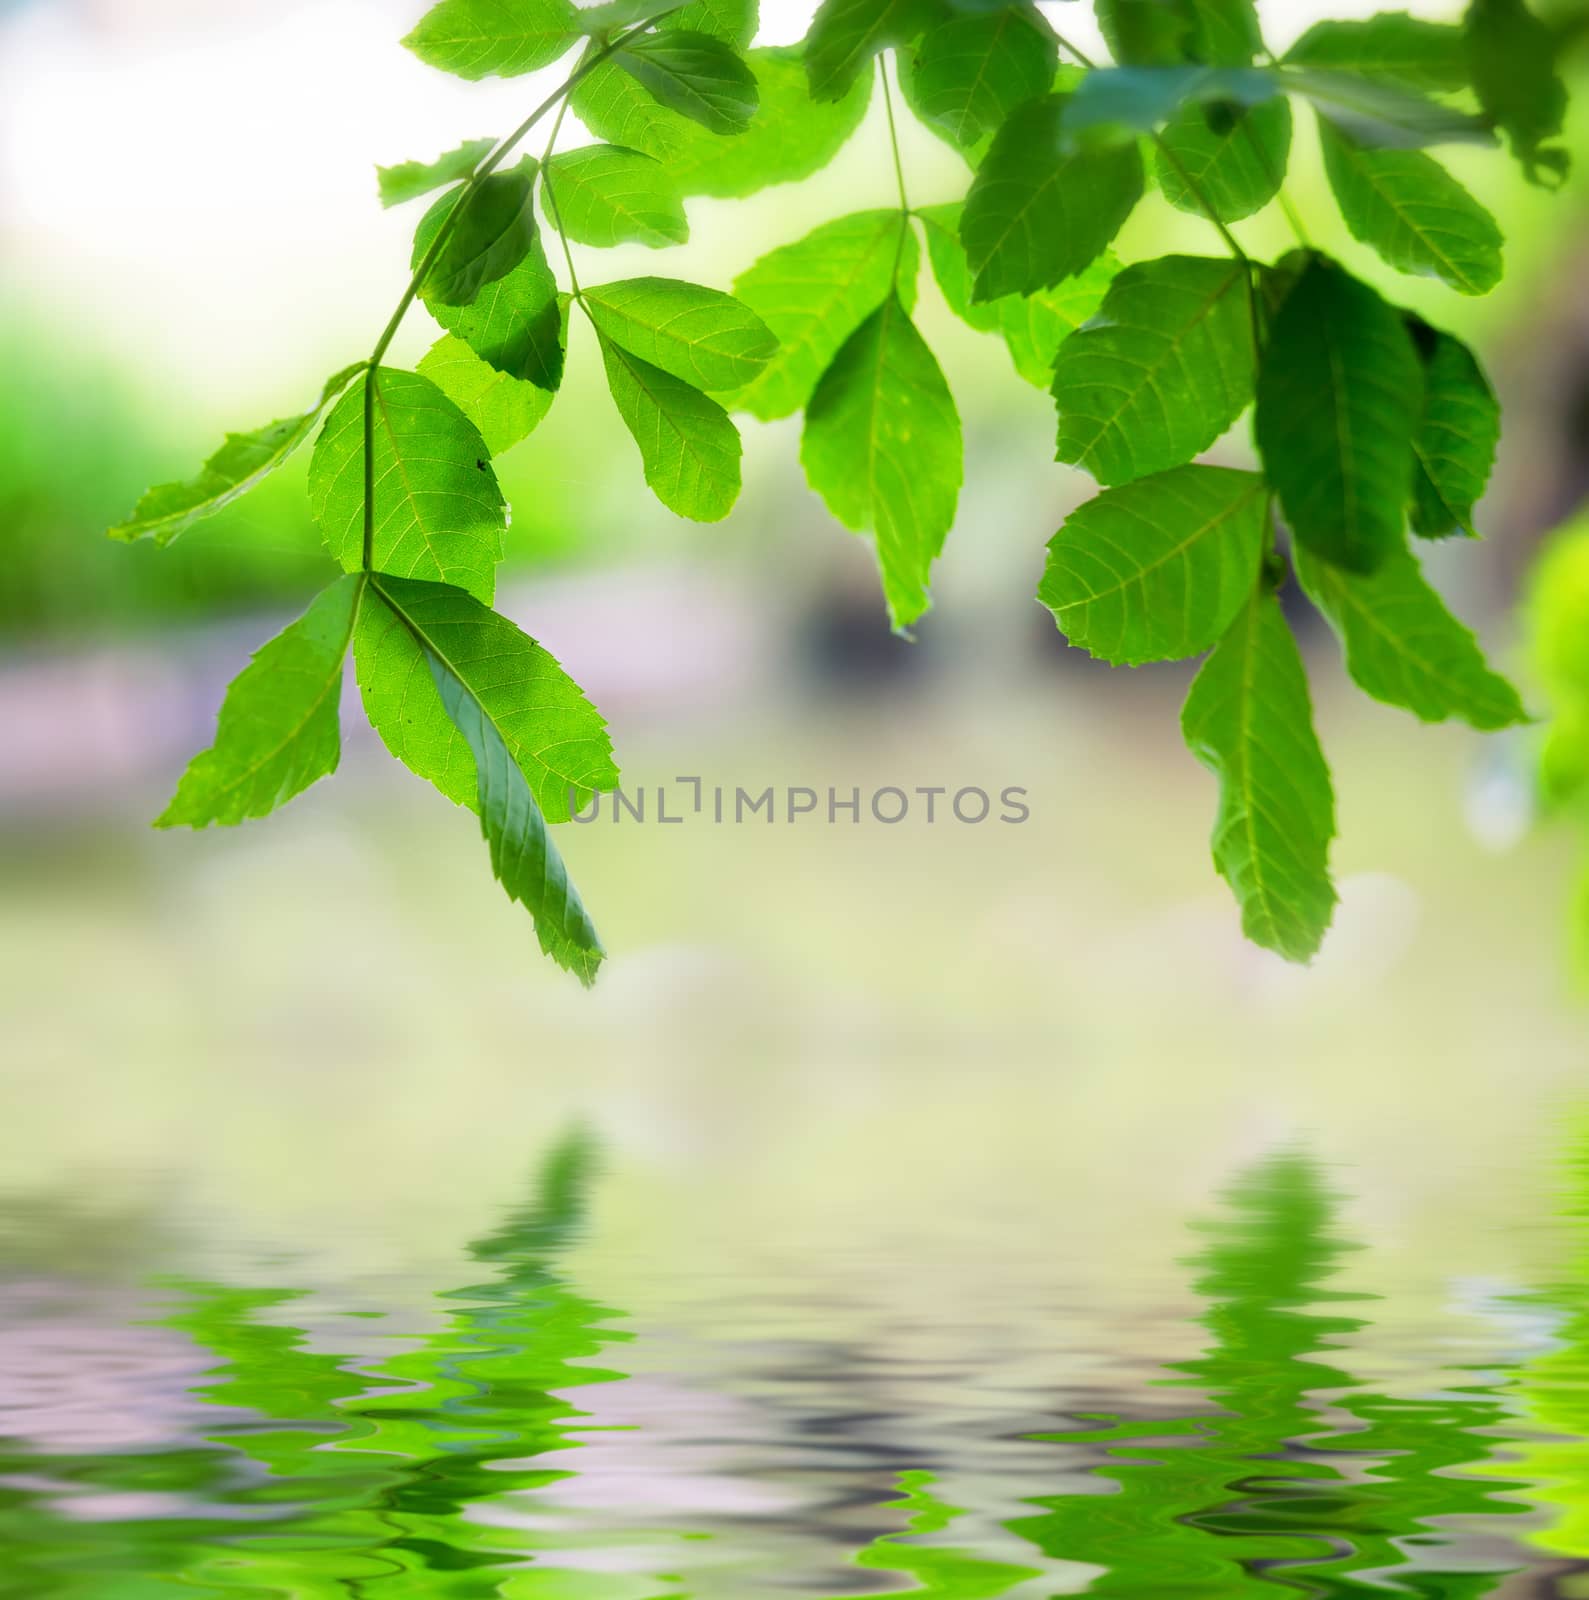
[
  {"left": 1255, "top": 255, "right": 1423, "bottom": 573},
  {"left": 543, "top": 144, "right": 688, "bottom": 247},
  {"left": 378, "top": 139, "right": 495, "bottom": 208},
  {"left": 109, "top": 365, "right": 364, "bottom": 546},
  {"left": 1283, "top": 13, "right": 1468, "bottom": 93},
  {"left": 1294, "top": 541, "right": 1526, "bottom": 728},
  {"left": 805, "top": 0, "right": 944, "bottom": 100},
  {"left": 309, "top": 367, "right": 506, "bottom": 603},
  {"left": 800, "top": 293, "right": 962, "bottom": 630},
  {"left": 1408, "top": 322, "right": 1499, "bottom": 539},
  {"left": 415, "top": 186, "right": 564, "bottom": 390},
  {"left": 420, "top": 162, "right": 541, "bottom": 307},
  {"left": 1155, "top": 95, "right": 1292, "bottom": 223},
  {"left": 158, "top": 574, "right": 361, "bottom": 829},
  {"left": 727, "top": 209, "right": 917, "bottom": 420},
  {"left": 417, "top": 333, "right": 556, "bottom": 455},
  {"left": 598, "top": 335, "right": 743, "bottom": 519},
  {"left": 960, "top": 93, "right": 1144, "bottom": 302},
  {"left": 1181, "top": 584, "right": 1337, "bottom": 963},
  {"left": 608, "top": 30, "right": 758, "bottom": 132},
  {"left": 909, "top": 7, "right": 1057, "bottom": 148},
  {"left": 1319, "top": 119, "right": 1502, "bottom": 295},
  {"left": 582, "top": 277, "right": 777, "bottom": 389},
  {"left": 1052, "top": 254, "right": 1256, "bottom": 486},
  {"left": 1039, "top": 465, "right": 1267, "bottom": 664},
  {"left": 403, "top": 0, "right": 579, "bottom": 78},
  {"left": 920, "top": 203, "right": 1117, "bottom": 387},
  {"left": 356, "top": 574, "right": 618, "bottom": 984}
]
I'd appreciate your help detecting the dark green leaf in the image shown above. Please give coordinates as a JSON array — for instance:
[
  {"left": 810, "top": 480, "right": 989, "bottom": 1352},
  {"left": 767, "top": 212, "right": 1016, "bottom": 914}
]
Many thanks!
[
  {"left": 1052, "top": 254, "right": 1256, "bottom": 486},
  {"left": 582, "top": 277, "right": 777, "bottom": 390},
  {"left": 727, "top": 209, "right": 918, "bottom": 419},
  {"left": 414, "top": 186, "right": 564, "bottom": 390},
  {"left": 543, "top": 145, "right": 688, "bottom": 247},
  {"left": 1181, "top": 584, "right": 1337, "bottom": 963},
  {"left": 377, "top": 139, "right": 494, "bottom": 208},
  {"left": 404, "top": 0, "right": 580, "bottom": 80},
  {"left": 357, "top": 574, "right": 618, "bottom": 984},
  {"left": 1294, "top": 541, "right": 1526, "bottom": 728},
  {"left": 417, "top": 333, "right": 556, "bottom": 455},
  {"left": 309, "top": 367, "right": 506, "bottom": 602},
  {"left": 1464, "top": 0, "right": 1570, "bottom": 184},
  {"left": 1319, "top": 119, "right": 1501, "bottom": 295},
  {"left": 1283, "top": 13, "right": 1468, "bottom": 93},
  {"left": 1154, "top": 94, "right": 1291, "bottom": 221},
  {"left": 109, "top": 364, "right": 365, "bottom": 546},
  {"left": 598, "top": 335, "right": 743, "bottom": 519},
  {"left": 1255, "top": 255, "right": 1423, "bottom": 573},
  {"left": 800, "top": 293, "right": 962, "bottom": 630},
  {"left": 608, "top": 30, "right": 758, "bottom": 132},
  {"left": 1097, "top": 0, "right": 1263, "bottom": 66},
  {"left": 1038, "top": 466, "right": 1267, "bottom": 663},
  {"left": 919, "top": 203, "right": 1117, "bottom": 386},
  {"left": 960, "top": 93, "right": 1144, "bottom": 302},
  {"left": 420, "top": 162, "right": 540, "bottom": 307},
  {"left": 1284, "top": 67, "right": 1495, "bottom": 148},
  {"left": 1062, "top": 64, "right": 1278, "bottom": 144},
  {"left": 1407, "top": 322, "right": 1499, "bottom": 539},
  {"left": 908, "top": 7, "right": 1057, "bottom": 147},
  {"left": 805, "top": 0, "right": 945, "bottom": 101},
  {"left": 158, "top": 575, "right": 361, "bottom": 828}
]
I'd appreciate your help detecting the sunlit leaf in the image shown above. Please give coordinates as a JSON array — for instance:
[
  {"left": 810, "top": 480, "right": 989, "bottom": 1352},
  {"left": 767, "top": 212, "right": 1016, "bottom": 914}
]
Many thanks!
[
  {"left": 543, "top": 144, "right": 688, "bottom": 247},
  {"left": 1154, "top": 95, "right": 1292, "bottom": 222},
  {"left": 908, "top": 7, "right": 1057, "bottom": 148},
  {"left": 309, "top": 366, "right": 506, "bottom": 602},
  {"left": 417, "top": 333, "right": 556, "bottom": 455},
  {"left": 1255, "top": 255, "right": 1423, "bottom": 573},
  {"left": 1052, "top": 254, "right": 1256, "bottom": 486},
  {"left": 1181, "top": 583, "right": 1337, "bottom": 962},
  {"left": 800, "top": 293, "right": 962, "bottom": 630},
  {"left": 598, "top": 334, "right": 743, "bottom": 519},
  {"left": 404, "top": 0, "right": 580, "bottom": 80},
  {"left": 1406, "top": 320, "right": 1499, "bottom": 540},
  {"left": 582, "top": 277, "right": 777, "bottom": 389},
  {"left": 607, "top": 30, "right": 758, "bottom": 132},
  {"left": 1039, "top": 466, "right": 1267, "bottom": 664},
  {"left": 805, "top": 0, "right": 945, "bottom": 101},
  {"left": 1283, "top": 13, "right": 1468, "bottom": 93},
  {"left": 1295, "top": 542, "right": 1525, "bottom": 729},
  {"left": 158, "top": 575, "right": 361, "bottom": 828},
  {"left": 377, "top": 139, "right": 494, "bottom": 208},
  {"left": 109, "top": 365, "right": 365, "bottom": 546}
]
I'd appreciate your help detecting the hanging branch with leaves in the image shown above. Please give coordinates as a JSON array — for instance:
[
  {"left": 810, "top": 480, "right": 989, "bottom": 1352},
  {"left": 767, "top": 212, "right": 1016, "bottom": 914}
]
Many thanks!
[{"left": 111, "top": 0, "right": 1577, "bottom": 978}]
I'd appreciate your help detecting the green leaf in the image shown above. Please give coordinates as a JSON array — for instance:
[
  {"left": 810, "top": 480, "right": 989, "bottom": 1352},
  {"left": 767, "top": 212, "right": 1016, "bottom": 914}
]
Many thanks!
[
  {"left": 919, "top": 203, "right": 1117, "bottom": 387},
  {"left": 377, "top": 139, "right": 494, "bottom": 208},
  {"left": 805, "top": 0, "right": 944, "bottom": 101},
  {"left": 356, "top": 575, "right": 618, "bottom": 984},
  {"left": 1062, "top": 65, "right": 1279, "bottom": 145},
  {"left": 415, "top": 186, "right": 564, "bottom": 390},
  {"left": 1464, "top": 0, "right": 1570, "bottom": 184},
  {"left": 670, "top": 0, "right": 758, "bottom": 45},
  {"left": 1097, "top": 0, "right": 1263, "bottom": 66},
  {"left": 420, "top": 162, "right": 541, "bottom": 307},
  {"left": 1294, "top": 541, "right": 1525, "bottom": 729},
  {"left": 1052, "top": 254, "right": 1256, "bottom": 486},
  {"left": 959, "top": 94, "right": 1144, "bottom": 303},
  {"left": 598, "top": 334, "right": 742, "bottom": 519},
  {"left": 417, "top": 333, "right": 555, "bottom": 455},
  {"left": 727, "top": 209, "right": 917, "bottom": 420},
  {"left": 157, "top": 575, "right": 361, "bottom": 829},
  {"left": 1039, "top": 466, "right": 1267, "bottom": 664},
  {"left": 1255, "top": 256, "right": 1423, "bottom": 574},
  {"left": 404, "top": 0, "right": 579, "bottom": 80},
  {"left": 1154, "top": 95, "right": 1292, "bottom": 223},
  {"left": 607, "top": 31, "right": 758, "bottom": 133},
  {"left": 908, "top": 7, "right": 1057, "bottom": 148},
  {"left": 543, "top": 145, "right": 688, "bottom": 248},
  {"left": 1181, "top": 584, "right": 1337, "bottom": 963},
  {"left": 1283, "top": 13, "right": 1468, "bottom": 94},
  {"left": 1407, "top": 321, "right": 1499, "bottom": 541},
  {"left": 309, "top": 367, "right": 507, "bottom": 603},
  {"left": 109, "top": 364, "right": 365, "bottom": 546},
  {"left": 1283, "top": 67, "right": 1494, "bottom": 148},
  {"left": 800, "top": 293, "right": 962, "bottom": 630},
  {"left": 582, "top": 277, "right": 776, "bottom": 390},
  {"left": 1319, "top": 120, "right": 1502, "bottom": 295}
]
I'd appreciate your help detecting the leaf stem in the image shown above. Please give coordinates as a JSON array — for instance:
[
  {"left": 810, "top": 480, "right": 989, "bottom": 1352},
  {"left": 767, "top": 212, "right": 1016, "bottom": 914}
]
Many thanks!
[
  {"left": 880, "top": 57, "right": 913, "bottom": 288},
  {"left": 540, "top": 84, "right": 584, "bottom": 301},
  {"left": 360, "top": 8, "right": 679, "bottom": 570}
]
